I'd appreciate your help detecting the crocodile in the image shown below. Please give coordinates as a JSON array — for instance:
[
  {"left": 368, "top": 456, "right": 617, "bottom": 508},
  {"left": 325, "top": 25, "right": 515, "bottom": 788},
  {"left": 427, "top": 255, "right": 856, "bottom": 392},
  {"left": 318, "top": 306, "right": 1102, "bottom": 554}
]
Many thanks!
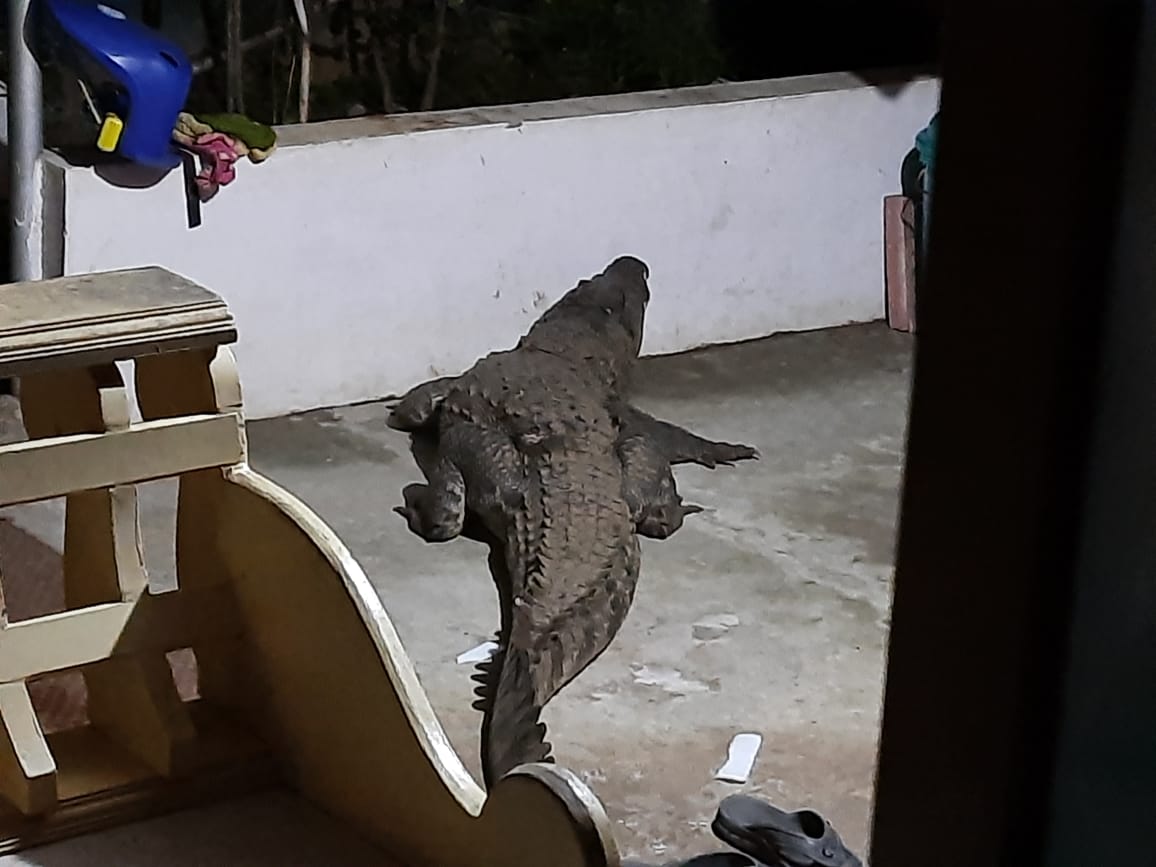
[{"left": 387, "top": 256, "right": 758, "bottom": 786}]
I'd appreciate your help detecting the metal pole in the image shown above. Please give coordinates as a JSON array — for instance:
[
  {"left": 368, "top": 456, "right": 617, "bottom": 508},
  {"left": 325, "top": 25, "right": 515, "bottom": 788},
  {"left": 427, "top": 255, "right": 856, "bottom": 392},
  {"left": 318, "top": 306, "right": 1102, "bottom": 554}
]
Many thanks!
[{"left": 8, "top": 0, "right": 44, "bottom": 283}]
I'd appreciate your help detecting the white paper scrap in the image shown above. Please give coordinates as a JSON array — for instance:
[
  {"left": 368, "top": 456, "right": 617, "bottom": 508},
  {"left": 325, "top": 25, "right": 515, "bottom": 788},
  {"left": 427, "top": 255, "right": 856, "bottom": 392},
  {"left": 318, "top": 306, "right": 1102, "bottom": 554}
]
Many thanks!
[
  {"left": 714, "top": 732, "right": 763, "bottom": 783},
  {"left": 456, "top": 641, "right": 499, "bottom": 665}
]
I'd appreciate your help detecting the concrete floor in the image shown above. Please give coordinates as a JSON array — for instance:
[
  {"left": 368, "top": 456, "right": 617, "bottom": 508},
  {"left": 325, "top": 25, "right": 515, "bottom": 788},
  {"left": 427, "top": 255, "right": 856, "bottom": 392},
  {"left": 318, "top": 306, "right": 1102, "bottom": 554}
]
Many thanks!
[{"left": 0, "top": 322, "right": 912, "bottom": 865}]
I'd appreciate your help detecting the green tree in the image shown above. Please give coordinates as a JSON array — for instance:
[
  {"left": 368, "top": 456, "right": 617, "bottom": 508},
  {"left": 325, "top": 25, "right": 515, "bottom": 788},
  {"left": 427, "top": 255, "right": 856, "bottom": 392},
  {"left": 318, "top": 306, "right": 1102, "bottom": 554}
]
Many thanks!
[{"left": 190, "top": 0, "right": 723, "bottom": 123}]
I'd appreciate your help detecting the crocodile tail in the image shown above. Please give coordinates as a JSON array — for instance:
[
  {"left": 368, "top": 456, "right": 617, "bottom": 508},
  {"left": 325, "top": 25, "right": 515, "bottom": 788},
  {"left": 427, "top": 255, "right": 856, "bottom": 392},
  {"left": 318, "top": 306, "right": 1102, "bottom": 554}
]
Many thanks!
[{"left": 471, "top": 641, "right": 554, "bottom": 788}]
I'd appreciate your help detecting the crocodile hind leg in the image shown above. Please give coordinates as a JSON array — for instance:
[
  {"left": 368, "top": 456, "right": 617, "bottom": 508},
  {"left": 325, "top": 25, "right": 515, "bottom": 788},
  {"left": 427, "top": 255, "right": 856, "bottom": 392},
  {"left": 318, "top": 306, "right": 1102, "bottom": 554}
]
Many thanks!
[
  {"left": 618, "top": 433, "right": 704, "bottom": 539},
  {"left": 615, "top": 402, "right": 759, "bottom": 469},
  {"left": 396, "top": 459, "right": 466, "bottom": 543},
  {"left": 396, "top": 418, "right": 523, "bottom": 544},
  {"left": 394, "top": 418, "right": 475, "bottom": 542}
]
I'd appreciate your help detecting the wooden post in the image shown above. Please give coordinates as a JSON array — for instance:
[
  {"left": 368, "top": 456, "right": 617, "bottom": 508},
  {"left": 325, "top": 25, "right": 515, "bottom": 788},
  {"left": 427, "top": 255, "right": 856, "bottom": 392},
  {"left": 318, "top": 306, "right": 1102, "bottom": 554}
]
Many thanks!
[{"left": 883, "top": 194, "right": 917, "bottom": 333}]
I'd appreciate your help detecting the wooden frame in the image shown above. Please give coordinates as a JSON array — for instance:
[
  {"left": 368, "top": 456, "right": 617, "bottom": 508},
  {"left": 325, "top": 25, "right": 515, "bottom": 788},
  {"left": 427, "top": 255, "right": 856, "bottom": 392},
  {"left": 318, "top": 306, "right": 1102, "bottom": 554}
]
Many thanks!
[
  {"left": 883, "top": 193, "right": 917, "bottom": 332},
  {"left": 0, "top": 268, "right": 620, "bottom": 865},
  {"left": 869, "top": 5, "right": 1152, "bottom": 865}
]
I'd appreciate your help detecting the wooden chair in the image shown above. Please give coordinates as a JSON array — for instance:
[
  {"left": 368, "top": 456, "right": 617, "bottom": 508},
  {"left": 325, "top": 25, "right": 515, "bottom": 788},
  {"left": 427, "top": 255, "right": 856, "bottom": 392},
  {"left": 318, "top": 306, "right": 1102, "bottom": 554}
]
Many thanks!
[{"left": 0, "top": 267, "right": 619, "bottom": 865}]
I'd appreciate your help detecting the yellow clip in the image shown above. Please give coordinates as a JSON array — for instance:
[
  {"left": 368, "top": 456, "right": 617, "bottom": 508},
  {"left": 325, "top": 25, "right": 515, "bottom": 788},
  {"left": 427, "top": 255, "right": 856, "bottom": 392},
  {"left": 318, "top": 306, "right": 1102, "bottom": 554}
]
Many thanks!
[{"left": 96, "top": 113, "right": 124, "bottom": 152}]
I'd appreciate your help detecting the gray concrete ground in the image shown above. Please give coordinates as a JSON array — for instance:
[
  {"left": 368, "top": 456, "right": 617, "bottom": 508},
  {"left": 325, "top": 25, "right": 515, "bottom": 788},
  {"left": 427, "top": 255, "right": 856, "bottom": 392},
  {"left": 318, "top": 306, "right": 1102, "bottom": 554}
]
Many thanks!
[{"left": 0, "top": 322, "right": 912, "bottom": 865}]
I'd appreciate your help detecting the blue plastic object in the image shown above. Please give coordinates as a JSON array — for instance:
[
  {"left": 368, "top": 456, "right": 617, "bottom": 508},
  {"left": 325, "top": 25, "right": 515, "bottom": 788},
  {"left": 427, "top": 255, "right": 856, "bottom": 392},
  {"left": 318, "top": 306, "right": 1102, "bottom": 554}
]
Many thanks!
[{"left": 38, "top": 0, "right": 192, "bottom": 168}]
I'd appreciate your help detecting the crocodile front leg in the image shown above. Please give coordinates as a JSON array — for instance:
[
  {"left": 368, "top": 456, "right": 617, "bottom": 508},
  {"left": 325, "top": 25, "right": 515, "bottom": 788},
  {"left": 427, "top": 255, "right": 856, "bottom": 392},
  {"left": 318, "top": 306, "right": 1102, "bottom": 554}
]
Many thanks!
[
  {"left": 615, "top": 402, "right": 759, "bottom": 469},
  {"left": 617, "top": 432, "right": 703, "bottom": 539}
]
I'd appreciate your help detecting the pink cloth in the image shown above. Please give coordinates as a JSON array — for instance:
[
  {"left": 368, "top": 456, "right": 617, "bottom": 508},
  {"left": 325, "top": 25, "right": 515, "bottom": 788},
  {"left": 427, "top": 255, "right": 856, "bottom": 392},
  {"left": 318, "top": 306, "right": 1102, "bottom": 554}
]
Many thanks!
[{"left": 188, "top": 131, "right": 239, "bottom": 201}]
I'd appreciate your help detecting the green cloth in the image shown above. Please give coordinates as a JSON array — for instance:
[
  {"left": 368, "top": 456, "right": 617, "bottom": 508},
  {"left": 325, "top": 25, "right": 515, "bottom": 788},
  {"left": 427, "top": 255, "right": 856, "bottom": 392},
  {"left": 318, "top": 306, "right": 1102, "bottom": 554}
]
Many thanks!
[{"left": 196, "top": 113, "right": 277, "bottom": 151}]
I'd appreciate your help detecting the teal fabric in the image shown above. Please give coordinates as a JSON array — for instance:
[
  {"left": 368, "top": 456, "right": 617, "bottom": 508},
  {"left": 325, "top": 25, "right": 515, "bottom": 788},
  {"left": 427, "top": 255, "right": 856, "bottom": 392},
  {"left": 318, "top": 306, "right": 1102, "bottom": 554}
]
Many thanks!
[{"left": 914, "top": 111, "right": 939, "bottom": 191}]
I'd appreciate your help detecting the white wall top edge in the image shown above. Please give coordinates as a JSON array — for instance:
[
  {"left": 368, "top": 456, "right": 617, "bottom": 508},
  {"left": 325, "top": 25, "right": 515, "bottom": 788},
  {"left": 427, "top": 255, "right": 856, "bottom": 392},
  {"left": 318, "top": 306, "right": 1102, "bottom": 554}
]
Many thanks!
[{"left": 55, "top": 74, "right": 941, "bottom": 418}]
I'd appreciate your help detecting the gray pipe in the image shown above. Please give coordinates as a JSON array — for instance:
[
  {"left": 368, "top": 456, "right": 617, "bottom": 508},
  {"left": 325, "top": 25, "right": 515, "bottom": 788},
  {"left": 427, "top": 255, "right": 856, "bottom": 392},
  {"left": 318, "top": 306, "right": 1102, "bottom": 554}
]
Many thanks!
[{"left": 8, "top": 0, "right": 44, "bottom": 282}]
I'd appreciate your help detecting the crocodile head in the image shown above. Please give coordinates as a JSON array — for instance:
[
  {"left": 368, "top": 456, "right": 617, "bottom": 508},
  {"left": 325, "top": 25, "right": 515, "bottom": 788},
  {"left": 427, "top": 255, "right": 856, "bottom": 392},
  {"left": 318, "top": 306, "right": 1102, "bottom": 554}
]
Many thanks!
[
  {"left": 598, "top": 255, "right": 651, "bottom": 356},
  {"left": 521, "top": 255, "right": 652, "bottom": 384}
]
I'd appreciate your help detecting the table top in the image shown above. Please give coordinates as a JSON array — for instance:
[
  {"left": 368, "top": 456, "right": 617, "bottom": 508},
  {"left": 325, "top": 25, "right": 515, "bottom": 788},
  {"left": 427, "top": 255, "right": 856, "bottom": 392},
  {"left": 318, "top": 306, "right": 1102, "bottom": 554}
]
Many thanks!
[{"left": 0, "top": 268, "right": 236, "bottom": 377}]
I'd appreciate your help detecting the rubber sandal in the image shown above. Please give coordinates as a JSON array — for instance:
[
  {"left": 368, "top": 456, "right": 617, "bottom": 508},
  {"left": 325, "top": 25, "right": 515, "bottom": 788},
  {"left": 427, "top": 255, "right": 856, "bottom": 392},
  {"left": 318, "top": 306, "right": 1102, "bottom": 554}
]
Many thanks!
[
  {"left": 623, "top": 855, "right": 756, "bottom": 867},
  {"left": 710, "top": 794, "right": 863, "bottom": 867}
]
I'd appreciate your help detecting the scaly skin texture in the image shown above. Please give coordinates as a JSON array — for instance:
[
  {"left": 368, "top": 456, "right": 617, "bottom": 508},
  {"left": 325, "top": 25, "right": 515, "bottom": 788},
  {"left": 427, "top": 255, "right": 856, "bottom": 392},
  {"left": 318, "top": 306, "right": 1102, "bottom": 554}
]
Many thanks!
[{"left": 388, "top": 256, "right": 758, "bottom": 787}]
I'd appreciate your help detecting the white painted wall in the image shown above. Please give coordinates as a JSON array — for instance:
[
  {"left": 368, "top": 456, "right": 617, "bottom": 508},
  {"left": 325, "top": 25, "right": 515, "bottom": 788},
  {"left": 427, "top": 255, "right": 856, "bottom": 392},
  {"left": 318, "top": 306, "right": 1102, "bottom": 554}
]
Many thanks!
[{"left": 56, "top": 73, "right": 939, "bottom": 419}]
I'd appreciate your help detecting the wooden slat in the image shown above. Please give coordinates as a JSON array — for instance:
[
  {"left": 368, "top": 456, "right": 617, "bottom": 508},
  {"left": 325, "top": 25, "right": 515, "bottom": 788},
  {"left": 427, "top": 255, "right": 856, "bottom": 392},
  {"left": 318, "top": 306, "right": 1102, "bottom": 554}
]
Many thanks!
[
  {"left": 0, "top": 413, "right": 244, "bottom": 508},
  {"left": 9, "top": 358, "right": 204, "bottom": 778},
  {"left": 0, "top": 585, "right": 243, "bottom": 683},
  {"left": 884, "top": 194, "right": 918, "bottom": 333},
  {"left": 62, "top": 487, "right": 148, "bottom": 608},
  {"left": 0, "top": 683, "right": 57, "bottom": 815},
  {"left": 134, "top": 348, "right": 252, "bottom": 713},
  {"left": 0, "top": 268, "right": 236, "bottom": 377},
  {"left": 0, "top": 702, "right": 279, "bottom": 854},
  {"left": 84, "top": 655, "right": 197, "bottom": 777}
]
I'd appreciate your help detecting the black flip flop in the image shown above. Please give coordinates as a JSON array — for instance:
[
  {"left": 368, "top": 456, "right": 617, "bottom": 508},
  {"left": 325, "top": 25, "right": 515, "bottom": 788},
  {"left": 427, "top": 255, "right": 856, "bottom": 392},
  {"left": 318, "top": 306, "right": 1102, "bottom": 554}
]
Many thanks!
[
  {"left": 711, "top": 795, "right": 863, "bottom": 867},
  {"left": 623, "top": 855, "right": 756, "bottom": 867}
]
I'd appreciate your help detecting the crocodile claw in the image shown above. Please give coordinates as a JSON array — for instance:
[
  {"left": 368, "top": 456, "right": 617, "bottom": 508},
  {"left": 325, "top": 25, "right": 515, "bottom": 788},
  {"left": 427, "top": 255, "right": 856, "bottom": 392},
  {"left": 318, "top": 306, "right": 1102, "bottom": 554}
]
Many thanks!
[
  {"left": 700, "top": 443, "right": 760, "bottom": 469},
  {"left": 394, "top": 483, "right": 459, "bottom": 542},
  {"left": 393, "top": 503, "right": 423, "bottom": 537},
  {"left": 393, "top": 482, "right": 424, "bottom": 531},
  {"left": 637, "top": 499, "right": 706, "bottom": 539},
  {"left": 711, "top": 795, "right": 862, "bottom": 867}
]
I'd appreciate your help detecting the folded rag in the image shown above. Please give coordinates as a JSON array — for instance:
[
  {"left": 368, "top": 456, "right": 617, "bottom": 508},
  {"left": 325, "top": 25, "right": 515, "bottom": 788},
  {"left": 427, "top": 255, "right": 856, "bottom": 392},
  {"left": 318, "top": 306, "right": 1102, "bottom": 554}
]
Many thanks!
[{"left": 173, "top": 111, "right": 278, "bottom": 201}]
